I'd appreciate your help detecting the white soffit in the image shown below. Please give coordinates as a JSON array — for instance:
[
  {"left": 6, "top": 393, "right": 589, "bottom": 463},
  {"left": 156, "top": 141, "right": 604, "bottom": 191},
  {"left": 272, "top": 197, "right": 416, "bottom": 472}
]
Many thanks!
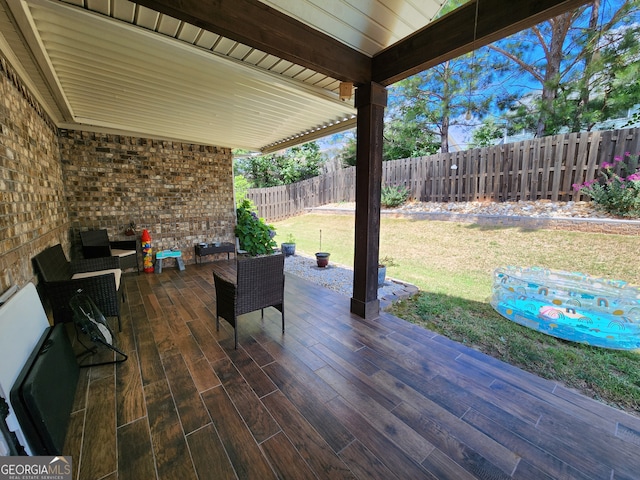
[
  {"left": 259, "top": 0, "right": 447, "bottom": 55},
  {"left": 12, "top": 0, "right": 357, "bottom": 150}
]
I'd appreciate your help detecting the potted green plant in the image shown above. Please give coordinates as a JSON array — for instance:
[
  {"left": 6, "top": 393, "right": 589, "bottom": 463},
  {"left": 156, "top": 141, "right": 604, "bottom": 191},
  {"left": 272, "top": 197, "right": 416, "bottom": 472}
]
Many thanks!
[
  {"left": 378, "top": 264, "right": 386, "bottom": 286},
  {"left": 315, "top": 229, "right": 330, "bottom": 267},
  {"left": 378, "top": 256, "right": 397, "bottom": 286},
  {"left": 235, "top": 199, "right": 277, "bottom": 256},
  {"left": 281, "top": 233, "right": 296, "bottom": 257}
]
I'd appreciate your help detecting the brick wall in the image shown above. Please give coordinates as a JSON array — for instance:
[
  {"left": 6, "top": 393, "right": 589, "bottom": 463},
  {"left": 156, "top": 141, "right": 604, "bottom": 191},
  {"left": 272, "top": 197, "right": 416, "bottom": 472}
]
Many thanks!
[
  {"left": 0, "top": 56, "right": 67, "bottom": 294},
  {"left": 58, "top": 131, "right": 235, "bottom": 264},
  {"left": 0, "top": 52, "right": 235, "bottom": 296}
]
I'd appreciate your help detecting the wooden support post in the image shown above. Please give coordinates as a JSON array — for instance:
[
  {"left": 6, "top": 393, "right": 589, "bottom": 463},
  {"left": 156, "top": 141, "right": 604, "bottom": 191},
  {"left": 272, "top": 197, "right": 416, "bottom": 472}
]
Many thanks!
[{"left": 350, "top": 82, "right": 387, "bottom": 319}]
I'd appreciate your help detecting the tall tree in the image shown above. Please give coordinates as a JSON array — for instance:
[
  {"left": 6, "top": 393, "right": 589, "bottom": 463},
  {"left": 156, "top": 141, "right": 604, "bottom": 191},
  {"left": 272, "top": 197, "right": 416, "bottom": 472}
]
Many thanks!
[
  {"left": 491, "top": 0, "right": 640, "bottom": 136},
  {"left": 490, "top": 10, "right": 579, "bottom": 136},
  {"left": 338, "top": 121, "right": 439, "bottom": 165},
  {"left": 576, "top": 0, "right": 640, "bottom": 130},
  {"left": 574, "top": 0, "right": 602, "bottom": 131},
  {"left": 387, "top": 52, "right": 493, "bottom": 154}
]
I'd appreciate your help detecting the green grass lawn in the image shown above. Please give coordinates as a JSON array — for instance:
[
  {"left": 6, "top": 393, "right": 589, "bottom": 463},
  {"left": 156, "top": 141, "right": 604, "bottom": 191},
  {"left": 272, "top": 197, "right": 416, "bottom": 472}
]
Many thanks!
[{"left": 272, "top": 213, "right": 640, "bottom": 415}]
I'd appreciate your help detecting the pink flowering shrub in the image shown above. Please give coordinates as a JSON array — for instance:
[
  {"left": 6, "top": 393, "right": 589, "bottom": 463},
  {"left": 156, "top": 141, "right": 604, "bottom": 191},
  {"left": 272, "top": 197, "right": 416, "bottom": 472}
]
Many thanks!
[{"left": 573, "top": 152, "right": 640, "bottom": 218}]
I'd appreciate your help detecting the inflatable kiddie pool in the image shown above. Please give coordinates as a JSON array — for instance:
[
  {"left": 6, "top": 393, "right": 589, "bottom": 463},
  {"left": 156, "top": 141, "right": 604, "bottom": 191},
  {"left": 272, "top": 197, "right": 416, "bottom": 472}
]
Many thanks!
[{"left": 491, "top": 266, "right": 640, "bottom": 351}]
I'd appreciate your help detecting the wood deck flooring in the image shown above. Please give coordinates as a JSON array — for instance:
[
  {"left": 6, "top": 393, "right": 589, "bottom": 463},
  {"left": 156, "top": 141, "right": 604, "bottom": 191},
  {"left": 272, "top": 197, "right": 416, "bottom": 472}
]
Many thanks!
[{"left": 63, "top": 261, "right": 640, "bottom": 479}]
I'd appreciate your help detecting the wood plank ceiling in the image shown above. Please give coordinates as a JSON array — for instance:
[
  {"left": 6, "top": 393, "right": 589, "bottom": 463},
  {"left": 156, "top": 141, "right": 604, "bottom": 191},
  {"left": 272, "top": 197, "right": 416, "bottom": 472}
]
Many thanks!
[{"left": 0, "top": 0, "right": 449, "bottom": 151}]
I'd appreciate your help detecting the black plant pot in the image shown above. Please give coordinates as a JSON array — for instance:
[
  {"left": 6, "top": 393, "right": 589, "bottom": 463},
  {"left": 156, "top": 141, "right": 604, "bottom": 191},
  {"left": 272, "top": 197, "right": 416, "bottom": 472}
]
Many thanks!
[{"left": 315, "top": 252, "right": 330, "bottom": 268}]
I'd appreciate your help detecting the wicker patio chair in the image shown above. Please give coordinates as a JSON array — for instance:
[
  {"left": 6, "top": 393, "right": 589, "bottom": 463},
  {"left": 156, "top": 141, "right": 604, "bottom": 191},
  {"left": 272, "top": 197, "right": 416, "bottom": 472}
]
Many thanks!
[
  {"left": 213, "top": 253, "right": 285, "bottom": 349},
  {"left": 80, "top": 229, "right": 140, "bottom": 273},
  {"left": 33, "top": 244, "right": 124, "bottom": 331}
]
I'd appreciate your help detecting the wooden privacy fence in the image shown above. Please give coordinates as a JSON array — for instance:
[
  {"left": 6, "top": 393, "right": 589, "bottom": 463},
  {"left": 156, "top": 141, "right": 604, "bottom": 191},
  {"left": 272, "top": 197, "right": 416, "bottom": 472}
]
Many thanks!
[
  {"left": 248, "top": 127, "right": 640, "bottom": 221},
  {"left": 248, "top": 167, "right": 357, "bottom": 221}
]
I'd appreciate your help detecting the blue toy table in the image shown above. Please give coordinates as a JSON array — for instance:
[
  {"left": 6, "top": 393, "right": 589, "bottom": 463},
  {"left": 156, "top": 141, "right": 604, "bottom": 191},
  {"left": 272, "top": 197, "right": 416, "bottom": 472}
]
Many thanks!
[{"left": 155, "top": 250, "right": 185, "bottom": 273}]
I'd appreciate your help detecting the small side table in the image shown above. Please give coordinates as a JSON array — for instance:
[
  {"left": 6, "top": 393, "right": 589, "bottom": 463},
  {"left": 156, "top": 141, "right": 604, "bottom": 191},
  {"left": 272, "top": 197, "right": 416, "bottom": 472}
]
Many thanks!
[
  {"left": 155, "top": 250, "right": 185, "bottom": 273},
  {"left": 194, "top": 242, "right": 236, "bottom": 264}
]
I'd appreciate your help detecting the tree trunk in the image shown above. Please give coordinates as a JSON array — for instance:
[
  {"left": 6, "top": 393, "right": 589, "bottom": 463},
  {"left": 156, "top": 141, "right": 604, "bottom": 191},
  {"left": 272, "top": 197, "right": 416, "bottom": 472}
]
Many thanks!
[
  {"left": 536, "top": 13, "right": 573, "bottom": 137},
  {"left": 574, "top": 0, "right": 601, "bottom": 132},
  {"left": 441, "top": 115, "right": 450, "bottom": 153},
  {"left": 440, "top": 61, "right": 451, "bottom": 153}
]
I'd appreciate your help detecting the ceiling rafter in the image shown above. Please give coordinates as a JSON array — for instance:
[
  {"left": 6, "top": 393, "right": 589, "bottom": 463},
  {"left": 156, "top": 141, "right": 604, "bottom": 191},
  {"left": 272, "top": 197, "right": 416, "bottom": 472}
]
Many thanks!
[
  {"left": 373, "top": 0, "right": 591, "bottom": 85},
  {"left": 135, "top": 0, "right": 591, "bottom": 91}
]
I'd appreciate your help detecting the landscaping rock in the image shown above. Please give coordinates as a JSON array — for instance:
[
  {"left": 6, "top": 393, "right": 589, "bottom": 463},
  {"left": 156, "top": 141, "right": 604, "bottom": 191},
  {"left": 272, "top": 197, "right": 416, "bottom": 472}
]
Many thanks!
[
  {"left": 320, "top": 200, "right": 614, "bottom": 218},
  {"left": 283, "top": 253, "right": 417, "bottom": 305}
]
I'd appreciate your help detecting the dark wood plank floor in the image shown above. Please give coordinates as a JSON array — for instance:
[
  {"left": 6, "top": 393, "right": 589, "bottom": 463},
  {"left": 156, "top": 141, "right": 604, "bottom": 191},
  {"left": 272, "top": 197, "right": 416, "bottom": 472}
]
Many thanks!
[{"left": 63, "top": 261, "right": 640, "bottom": 479}]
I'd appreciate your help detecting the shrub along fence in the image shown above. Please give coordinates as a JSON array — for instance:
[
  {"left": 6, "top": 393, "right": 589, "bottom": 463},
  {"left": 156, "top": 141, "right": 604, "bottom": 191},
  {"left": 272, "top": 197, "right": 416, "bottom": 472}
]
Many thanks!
[{"left": 248, "top": 127, "right": 640, "bottom": 221}]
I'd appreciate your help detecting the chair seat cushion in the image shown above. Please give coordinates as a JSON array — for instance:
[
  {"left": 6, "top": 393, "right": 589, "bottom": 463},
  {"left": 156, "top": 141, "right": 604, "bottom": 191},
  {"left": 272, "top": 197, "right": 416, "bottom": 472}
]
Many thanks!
[
  {"left": 71, "top": 269, "right": 122, "bottom": 290},
  {"left": 111, "top": 249, "right": 136, "bottom": 258}
]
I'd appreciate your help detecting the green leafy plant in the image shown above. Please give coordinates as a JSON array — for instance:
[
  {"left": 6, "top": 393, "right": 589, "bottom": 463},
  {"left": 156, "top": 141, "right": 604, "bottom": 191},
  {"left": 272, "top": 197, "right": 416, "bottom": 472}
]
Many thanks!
[
  {"left": 235, "top": 199, "right": 277, "bottom": 255},
  {"left": 574, "top": 152, "right": 640, "bottom": 218},
  {"left": 280, "top": 232, "right": 296, "bottom": 257},
  {"left": 381, "top": 185, "right": 410, "bottom": 208},
  {"left": 234, "top": 142, "right": 324, "bottom": 187},
  {"left": 378, "top": 255, "right": 398, "bottom": 267},
  {"left": 234, "top": 175, "right": 251, "bottom": 207}
]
